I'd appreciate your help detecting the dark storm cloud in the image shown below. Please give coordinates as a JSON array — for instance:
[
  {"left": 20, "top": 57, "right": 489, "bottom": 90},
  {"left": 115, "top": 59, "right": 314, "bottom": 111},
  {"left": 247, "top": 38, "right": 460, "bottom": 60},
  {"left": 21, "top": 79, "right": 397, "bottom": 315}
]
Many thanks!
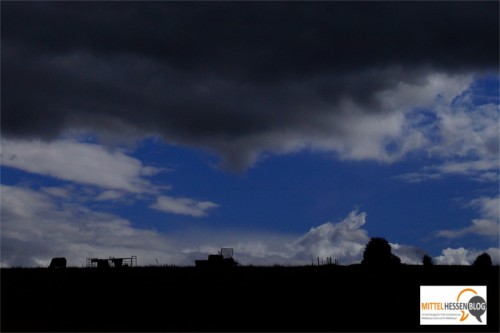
[{"left": 2, "top": 1, "right": 498, "bottom": 169}]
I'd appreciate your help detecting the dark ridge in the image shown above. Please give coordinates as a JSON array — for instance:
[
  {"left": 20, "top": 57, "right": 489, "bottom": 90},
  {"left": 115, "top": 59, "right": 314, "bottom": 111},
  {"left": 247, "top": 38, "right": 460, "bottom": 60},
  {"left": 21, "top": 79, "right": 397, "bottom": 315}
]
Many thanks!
[{"left": 1, "top": 265, "right": 498, "bottom": 332}]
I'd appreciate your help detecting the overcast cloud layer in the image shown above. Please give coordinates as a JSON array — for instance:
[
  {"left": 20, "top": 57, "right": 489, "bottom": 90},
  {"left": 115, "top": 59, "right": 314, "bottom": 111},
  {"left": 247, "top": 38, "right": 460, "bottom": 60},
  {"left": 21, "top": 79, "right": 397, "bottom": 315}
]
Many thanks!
[{"left": 2, "top": 2, "right": 498, "bottom": 170}]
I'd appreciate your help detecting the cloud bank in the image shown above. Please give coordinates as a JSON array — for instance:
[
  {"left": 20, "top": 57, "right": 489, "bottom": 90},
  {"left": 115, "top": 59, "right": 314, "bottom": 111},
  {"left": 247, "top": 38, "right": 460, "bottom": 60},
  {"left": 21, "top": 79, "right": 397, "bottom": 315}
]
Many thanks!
[
  {"left": 3, "top": 185, "right": 496, "bottom": 268},
  {"left": 0, "top": 138, "right": 221, "bottom": 218}
]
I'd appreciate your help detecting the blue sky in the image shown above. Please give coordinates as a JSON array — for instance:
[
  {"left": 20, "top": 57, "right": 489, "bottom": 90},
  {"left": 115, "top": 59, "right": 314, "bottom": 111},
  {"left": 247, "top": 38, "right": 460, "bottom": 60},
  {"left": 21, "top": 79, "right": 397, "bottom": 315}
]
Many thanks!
[{"left": 1, "top": 2, "right": 498, "bottom": 267}]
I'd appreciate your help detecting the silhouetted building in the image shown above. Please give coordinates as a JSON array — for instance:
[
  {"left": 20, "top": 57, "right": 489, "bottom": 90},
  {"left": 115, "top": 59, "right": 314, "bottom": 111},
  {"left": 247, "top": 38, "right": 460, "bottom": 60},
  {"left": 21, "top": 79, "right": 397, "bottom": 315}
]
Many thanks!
[
  {"left": 49, "top": 257, "right": 67, "bottom": 269},
  {"left": 195, "top": 248, "right": 238, "bottom": 267}
]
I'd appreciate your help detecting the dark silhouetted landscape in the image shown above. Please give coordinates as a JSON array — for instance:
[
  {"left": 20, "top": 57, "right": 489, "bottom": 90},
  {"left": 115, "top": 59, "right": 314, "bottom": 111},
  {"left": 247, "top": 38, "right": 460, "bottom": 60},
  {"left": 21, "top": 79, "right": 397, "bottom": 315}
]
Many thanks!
[
  {"left": 1, "top": 264, "right": 498, "bottom": 332},
  {"left": 1, "top": 2, "right": 499, "bottom": 333}
]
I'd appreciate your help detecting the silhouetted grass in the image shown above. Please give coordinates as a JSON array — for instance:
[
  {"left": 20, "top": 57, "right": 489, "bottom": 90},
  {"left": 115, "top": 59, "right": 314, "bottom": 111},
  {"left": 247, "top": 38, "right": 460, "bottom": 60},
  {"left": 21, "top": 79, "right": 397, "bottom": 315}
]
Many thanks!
[{"left": 1, "top": 265, "right": 498, "bottom": 332}]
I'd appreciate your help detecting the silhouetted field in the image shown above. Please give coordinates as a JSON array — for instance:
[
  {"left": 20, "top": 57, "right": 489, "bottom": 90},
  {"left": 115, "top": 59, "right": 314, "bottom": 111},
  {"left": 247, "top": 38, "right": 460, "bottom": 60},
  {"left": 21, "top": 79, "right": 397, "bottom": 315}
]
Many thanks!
[{"left": 1, "top": 265, "right": 498, "bottom": 332}]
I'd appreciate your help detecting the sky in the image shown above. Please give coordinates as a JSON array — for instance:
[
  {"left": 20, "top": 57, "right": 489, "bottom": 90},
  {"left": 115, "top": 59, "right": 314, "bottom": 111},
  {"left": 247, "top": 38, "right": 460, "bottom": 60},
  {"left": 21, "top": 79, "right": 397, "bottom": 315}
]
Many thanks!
[{"left": 1, "top": 1, "right": 499, "bottom": 267}]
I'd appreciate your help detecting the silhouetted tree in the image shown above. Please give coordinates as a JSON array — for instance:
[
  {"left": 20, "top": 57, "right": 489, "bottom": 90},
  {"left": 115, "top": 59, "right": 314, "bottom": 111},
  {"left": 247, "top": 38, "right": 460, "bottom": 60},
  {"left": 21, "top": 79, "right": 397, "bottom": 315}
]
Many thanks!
[
  {"left": 391, "top": 253, "right": 401, "bottom": 265},
  {"left": 422, "top": 254, "right": 434, "bottom": 266},
  {"left": 362, "top": 237, "right": 400, "bottom": 266},
  {"left": 473, "top": 253, "right": 492, "bottom": 267}
]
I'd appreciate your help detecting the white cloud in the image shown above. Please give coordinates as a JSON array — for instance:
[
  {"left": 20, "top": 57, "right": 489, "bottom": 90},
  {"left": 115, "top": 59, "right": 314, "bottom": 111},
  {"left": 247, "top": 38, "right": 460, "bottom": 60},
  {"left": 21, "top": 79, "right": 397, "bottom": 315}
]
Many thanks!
[
  {"left": 0, "top": 192, "right": 369, "bottom": 267},
  {"left": 94, "top": 190, "right": 126, "bottom": 201},
  {"left": 437, "top": 160, "right": 499, "bottom": 177},
  {"left": 41, "top": 185, "right": 131, "bottom": 204},
  {"left": 435, "top": 247, "right": 500, "bottom": 266},
  {"left": 0, "top": 184, "right": 290, "bottom": 267},
  {"left": 135, "top": 210, "right": 440, "bottom": 266},
  {"left": 1, "top": 185, "right": 496, "bottom": 268},
  {"left": 436, "top": 220, "right": 498, "bottom": 239},
  {"left": 306, "top": 72, "right": 475, "bottom": 163},
  {"left": 313, "top": 108, "right": 410, "bottom": 163},
  {"left": 286, "top": 210, "right": 369, "bottom": 265},
  {"left": 151, "top": 195, "right": 219, "bottom": 217},
  {"left": 0, "top": 138, "right": 160, "bottom": 193},
  {"left": 173, "top": 213, "right": 373, "bottom": 267},
  {"left": 395, "top": 89, "right": 499, "bottom": 183},
  {"left": 178, "top": 232, "right": 297, "bottom": 266},
  {"left": 0, "top": 184, "right": 184, "bottom": 267},
  {"left": 390, "top": 243, "right": 428, "bottom": 265},
  {"left": 0, "top": 139, "right": 214, "bottom": 218},
  {"left": 433, "top": 101, "right": 499, "bottom": 160},
  {"left": 375, "top": 73, "right": 473, "bottom": 111},
  {"left": 41, "top": 186, "right": 71, "bottom": 199},
  {"left": 437, "top": 196, "right": 499, "bottom": 238},
  {"left": 468, "top": 195, "right": 500, "bottom": 220},
  {"left": 396, "top": 159, "right": 499, "bottom": 183}
]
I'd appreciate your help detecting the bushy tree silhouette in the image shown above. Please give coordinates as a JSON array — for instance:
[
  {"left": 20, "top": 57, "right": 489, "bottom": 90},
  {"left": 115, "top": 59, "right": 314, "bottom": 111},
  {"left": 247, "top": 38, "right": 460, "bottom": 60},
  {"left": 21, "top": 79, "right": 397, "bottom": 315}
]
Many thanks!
[
  {"left": 362, "top": 237, "right": 400, "bottom": 266},
  {"left": 391, "top": 253, "right": 401, "bottom": 265},
  {"left": 422, "top": 254, "right": 434, "bottom": 266},
  {"left": 473, "top": 252, "right": 492, "bottom": 267}
]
